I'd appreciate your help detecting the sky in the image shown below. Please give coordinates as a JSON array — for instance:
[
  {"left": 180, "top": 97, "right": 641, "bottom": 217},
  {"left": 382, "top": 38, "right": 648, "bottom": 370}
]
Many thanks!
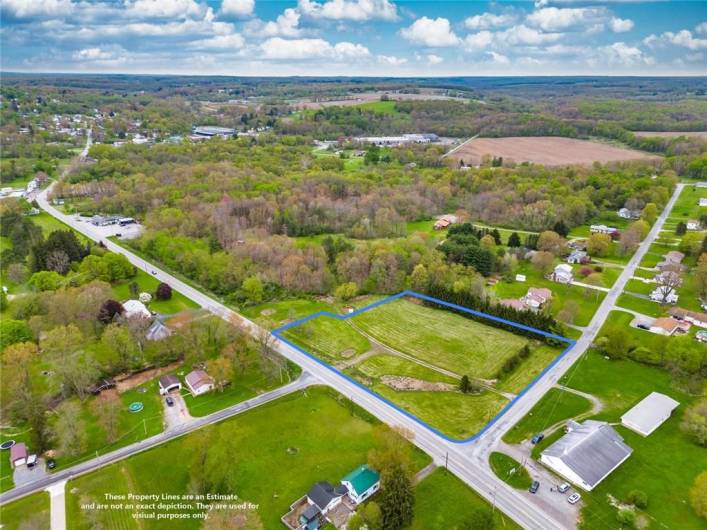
[{"left": 1, "top": 0, "right": 706, "bottom": 76}]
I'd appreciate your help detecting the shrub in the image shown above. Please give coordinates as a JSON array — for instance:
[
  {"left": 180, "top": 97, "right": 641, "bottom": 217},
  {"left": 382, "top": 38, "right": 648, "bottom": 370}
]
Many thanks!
[
  {"left": 627, "top": 489, "right": 648, "bottom": 509},
  {"left": 98, "top": 299, "right": 124, "bottom": 323},
  {"left": 155, "top": 282, "right": 172, "bottom": 301},
  {"left": 617, "top": 509, "right": 637, "bottom": 528}
]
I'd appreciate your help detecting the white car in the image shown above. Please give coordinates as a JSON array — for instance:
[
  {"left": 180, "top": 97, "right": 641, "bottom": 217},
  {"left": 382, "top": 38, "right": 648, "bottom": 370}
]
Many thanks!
[
  {"left": 568, "top": 492, "right": 582, "bottom": 505},
  {"left": 558, "top": 483, "right": 570, "bottom": 494}
]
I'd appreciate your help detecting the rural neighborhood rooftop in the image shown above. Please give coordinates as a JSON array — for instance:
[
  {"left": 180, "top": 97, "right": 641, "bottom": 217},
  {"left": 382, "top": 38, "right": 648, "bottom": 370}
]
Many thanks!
[{"left": 621, "top": 392, "right": 680, "bottom": 437}]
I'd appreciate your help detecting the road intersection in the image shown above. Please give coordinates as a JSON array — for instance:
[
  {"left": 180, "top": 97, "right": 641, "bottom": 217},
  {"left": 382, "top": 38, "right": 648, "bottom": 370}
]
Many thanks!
[{"left": 0, "top": 132, "right": 685, "bottom": 530}]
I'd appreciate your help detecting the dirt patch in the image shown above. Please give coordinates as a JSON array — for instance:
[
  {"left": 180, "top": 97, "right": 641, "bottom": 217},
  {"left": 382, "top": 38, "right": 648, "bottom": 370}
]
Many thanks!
[
  {"left": 449, "top": 136, "right": 660, "bottom": 167},
  {"left": 114, "top": 360, "right": 182, "bottom": 393},
  {"left": 381, "top": 375, "right": 457, "bottom": 392},
  {"left": 340, "top": 348, "right": 357, "bottom": 359},
  {"left": 260, "top": 308, "right": 276, "bottom": 316}
]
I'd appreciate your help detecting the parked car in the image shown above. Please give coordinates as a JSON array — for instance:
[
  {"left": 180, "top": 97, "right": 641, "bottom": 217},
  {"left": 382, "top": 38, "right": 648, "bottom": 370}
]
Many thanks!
[
  {"left": 529, "top": 481, "right": 540, "bottom": 494},
  {"left": 531, "top": 433, "right": 544, "bottom": 445},
  {"left": 165, "top": 396, "right": 174, "bottom": 407},
  {"left": 47, "top": 458, "right": 57, "bottom": 470},
  {"left": 558, "top": 483, "right": 570, "bottom": 493},
  {"left": 568, "top": 492, "right": 582, "bottom": 504},
  {"left": 637, "top": 323, "right": 650, "bottom": 330}
]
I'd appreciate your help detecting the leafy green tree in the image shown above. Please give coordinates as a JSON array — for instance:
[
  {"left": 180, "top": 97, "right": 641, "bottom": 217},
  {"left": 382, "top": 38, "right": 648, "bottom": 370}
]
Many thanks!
[
  {"left": 627, "top": 490, "right": 648, "bottom": 509},
  {"left": 335, "top": 281, "right": 358, "bottom": 301},
  {"left": 52, "top": 401, "right": 88, "bottom": 457},
  {"left": 641, "top": 202, "right": 658, "bottom": 224},
  {"left": 676, "top": 222, "right": 687, "bottom": 235},
  {"left": 241, "top": 276, "right": 264, "bottom": 304},
  {"left": 0, "top": 319, "right": 33, "bottom": 350},
  {"left": 690, "top": 471, "right": 707, "bottom": 519},
  {"left": 681, "top": 398, "right": 707, "bottom": 446},
  {"left": 28, "top": 270, "right": 64, "bottom": 291},
  {"left": 379, "top": 462, "right": 414, "bottom": 530}
]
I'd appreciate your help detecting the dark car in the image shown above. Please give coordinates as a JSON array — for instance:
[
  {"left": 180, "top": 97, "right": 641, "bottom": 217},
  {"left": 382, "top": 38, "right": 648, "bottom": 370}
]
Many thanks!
[
  {"left": 637, "top": 323, "right": 650, "bottom": 330},
  {"left": 531, "top": 433, "right": 545, "bottom": 445},
  {"left": 165, "top": 396, "right": 174, "bottom": 407},
  {"left": 529, "top": 481, "right": 540, "bottom": 494},
  {"left": 47, "top": 459, "right": 57, "bottom": 470}
]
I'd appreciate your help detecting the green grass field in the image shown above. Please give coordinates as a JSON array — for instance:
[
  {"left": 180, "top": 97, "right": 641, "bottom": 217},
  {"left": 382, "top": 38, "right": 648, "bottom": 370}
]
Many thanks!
[
  {"left": 409, "top": 468, "right": 521, "bottom": 530},
  {"left": 110, "top": 269, "right": 198, "bottom": 315},
  {"left": 357, "top": 100, "right": 399, "bottom": 114},
  {"left": 615, "top": 292, "right": 664, "bottom": 317},
  {"left": 503, "top": 387, "right": 593, "bottom": 444},
  {"left": 65, "top": 386, "right": 433, "bottom": 530},
  {"left": 0, "top": 491, "right": 50, "bottom": 530},
  {"left": 285, "top": 297, "right": 563, "bottom": 438},
  {"left": 489, "top": 452, "right": 532, "bottom": 489},
  {"left": 557, "top": 352, "right": 706, "bottom": 530}
]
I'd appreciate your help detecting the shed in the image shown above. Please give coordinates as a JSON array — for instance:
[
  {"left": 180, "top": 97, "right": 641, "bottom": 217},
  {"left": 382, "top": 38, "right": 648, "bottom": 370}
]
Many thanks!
[
  {"left": 621, "top": 392, "right": 680, "bottom": 436},
  {"left": 10, "top": 443, "right": 28, "bottom": 468}
]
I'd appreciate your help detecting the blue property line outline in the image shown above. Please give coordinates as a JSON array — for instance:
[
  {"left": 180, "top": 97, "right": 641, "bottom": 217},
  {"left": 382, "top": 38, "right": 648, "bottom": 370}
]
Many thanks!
[{"left": 273, "top": 290, "right": 576, "bottom": 444}]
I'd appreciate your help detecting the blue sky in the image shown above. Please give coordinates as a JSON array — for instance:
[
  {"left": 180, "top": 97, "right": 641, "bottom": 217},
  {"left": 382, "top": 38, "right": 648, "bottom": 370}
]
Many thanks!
[{"left": 1, "top": 0, "right": 706, "bottom": 76}]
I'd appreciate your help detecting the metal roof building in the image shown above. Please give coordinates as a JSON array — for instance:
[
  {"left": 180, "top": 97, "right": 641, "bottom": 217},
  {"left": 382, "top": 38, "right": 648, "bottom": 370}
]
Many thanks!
[
  {"left": 621, "top": 392, "right": 680, "bottom": 437},
  {"left": 540, "top": 420, "right": 633, "bottom": 491}
]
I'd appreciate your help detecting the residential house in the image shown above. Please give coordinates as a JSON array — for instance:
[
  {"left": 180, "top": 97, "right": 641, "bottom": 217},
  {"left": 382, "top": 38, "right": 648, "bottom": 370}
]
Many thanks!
[
  {"left": 657, "top": 251, "right": 685, "bottom": 271},
  {"left": 649, "top": 288, "right": 679, "bottom": 304},
  {"left": 699, "top": 198, "right": 707, "bottom": 207},
  {"left": 687, "top": 220, "right": 701, "bottom": 231},
  {"left": 550, "top": 263, "right": 574, "bottom": 284},
  {"left": 649, "top": 317, "right": 689, "bottom": 336},
  {"left": 10, "top": 443, "right": 28, "bottom": 468},
  {"left": 123, "top": 299, "right": 151, "bottom": 319},
  {"left": 668, "top": 307, "right": 707, "bottom": 328},
  {"left": 617, "top": 207, "right": 640, "bottom": 219},
  {"left": 540, "top": 420, "right": 632, "bottom": 491},
  {"left": 590, "top": 224, "right": 618, "bottom": 235},
  {"left": 341, "top": 465, "right": 381, "bottom": 505},
  {"left": 185, "top": 370, "right": 215, "bottom": 396},
  {"left": 621, "top": 392, "right": 679, "bottom": 437},
  {"left": 306, "top": 481, "right": 348, "bottom": 514},
  {"left": 566, "top": 250, "right": 588, "bottom": 264},
  {"left": 158, "top": 375, "right": 181, "bottom": 395},
  {"left": 434, "top": 214, "right": 458, "bottom": 230},
  {"left": 522, "top": 287, "right": 552, "bottom": 310},
  {"left": 696, "top": 330, "right": 707, "bottom": 343},
  {"left": 146, "top": 319, "right": 172, "bottom": 341}
]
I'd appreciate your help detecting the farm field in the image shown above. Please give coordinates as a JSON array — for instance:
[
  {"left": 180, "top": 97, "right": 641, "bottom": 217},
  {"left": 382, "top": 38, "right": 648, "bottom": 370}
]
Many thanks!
[
  {"left": 449, "top": 136, "right": 660, "bottom": 166},
  {"left": 633, "top": 131, "right": 707, "bottom": 139},
  {"left": 63, "top": 386, "right": 434, "bottom": 530},
  {"left": 282, "top": 296, "right": 565, "bottom": 438},
  {"left": 292, "top": 90, "right": 467, "bottom": 110}
]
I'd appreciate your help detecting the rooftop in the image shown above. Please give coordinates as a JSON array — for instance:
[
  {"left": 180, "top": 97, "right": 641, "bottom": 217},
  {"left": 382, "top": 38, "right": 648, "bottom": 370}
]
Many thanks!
[
  {"left": 342, "top": 464, "right": 380, "bottom": 496},
  {"left": 621, "top": 392, "right": 679, "bottom": 436}
]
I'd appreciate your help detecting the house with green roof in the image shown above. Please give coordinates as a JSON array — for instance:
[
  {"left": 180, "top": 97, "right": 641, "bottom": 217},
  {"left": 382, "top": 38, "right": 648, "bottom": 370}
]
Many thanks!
[{"left": 341, "top": 464, "right": 380, "bottom": 505}]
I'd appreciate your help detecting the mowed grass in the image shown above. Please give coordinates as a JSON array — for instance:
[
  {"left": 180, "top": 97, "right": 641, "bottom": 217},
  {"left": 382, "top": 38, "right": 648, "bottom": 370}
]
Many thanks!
[
  {"left": 66, "top": 386, "right": 432, "bottom": 530},
  {"left": 354, "top": 354, "right": 458, "bottom": 384},
  {"left": 409, "top": 468, "right": 521, "bottom": 530},
  {"left": 0, "top": 491, "right": 50, "bottom": 530},
  {"left": 351, "top": 298, "right": 531, "bottom": 379},
  {"left": 110, "top": 269, "right": 198, "bottom": 315},
  {"left": 558, "top": 352, "right": 706, "bottom": 530},
  {"left": 489, "top": 452, "right": 532, "bottom": 489},
  {"left": 283, "top": 316, "right": 371, "bottom": 363},
  {"left": 503, "top": 387, "right": 593, "bottom": 444}
]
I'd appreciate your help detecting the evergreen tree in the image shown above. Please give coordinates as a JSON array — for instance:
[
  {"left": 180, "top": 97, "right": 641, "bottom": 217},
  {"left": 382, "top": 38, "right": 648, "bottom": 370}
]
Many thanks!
[
  {"left": 508, "top": 232, "right": 521, "bottom": 247},
  {"left": 460, "top": 375, "right": 472, "bottom": 393},
  {"left": 379, "top": 462, "right": 414, "bottom": 530},
  {"left": 553, "top": 220, "right": 569, "bottom": 238}
]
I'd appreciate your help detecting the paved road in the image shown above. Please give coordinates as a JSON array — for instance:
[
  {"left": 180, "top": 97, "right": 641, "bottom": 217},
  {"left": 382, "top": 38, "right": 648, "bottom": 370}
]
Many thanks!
[
  {"left": 0, "top": 373, "right": 316, "bottom": 506},
  {"left": 46, "top": 480, "right": 67, "bottom": 530}
]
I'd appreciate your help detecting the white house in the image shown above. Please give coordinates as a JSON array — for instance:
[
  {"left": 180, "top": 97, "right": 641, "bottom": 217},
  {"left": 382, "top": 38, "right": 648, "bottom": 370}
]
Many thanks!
[
  {"left": 649, "top": 317, "right": 689, "bottom": 336},
  {"left": 617, "top": 208, "right": 640, "bottom": 219},
  {"left": 123, "top": 299, "right": 151, "bottom": 319},
  {"left": 522, "top": 287, "right": 552, "bottom": 310},
  {"left": 590, "top": 224, "right": 618, "bottom": 235},
  {"left": 668, "top": 307, "right": 707, "bottom": 328},
  {"left": 699, "top": 198, "right": 707, "bottom": 207},
  {"left": 566, "top": 250, "right": 588, "bottom": 264},
  {"left": 621, "top": 392, "right": 680, "bottom": 437},
  {"left": 158, "top": 374, "right": 181, "bottom": 395},
  {"left": 185, "top": 370, "right": 214, "bottom": 396},
  {"left": 540, "top": 420, "right": 632, "bottom": 491},
  {"left": 550, "top": 263, "right": 574, "bottom": 284},
  {"left": 306, "top": 481, "right": 347, "bottom": 514},
  {"left": 687, "top": 220, "right": 701, "bottom": 231},
  {"left": 341, "top": 465, "right": 381, "bottom": 505}
]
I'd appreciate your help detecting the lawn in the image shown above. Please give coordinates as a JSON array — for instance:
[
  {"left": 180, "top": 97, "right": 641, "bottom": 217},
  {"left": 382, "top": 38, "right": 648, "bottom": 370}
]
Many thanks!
[
  {"left": 615, "top": 292, "right": 665, "bottom": 317},
  {"left": 0, "top": 491, "right": 50, "bottom": 530},
  {"left": 66, "top": 386, "right": 432, "bottom": 530},
  {"left": 557, "top": 352, "right": 706, "bottom": 530},
  {"left": 283, "top": 315, "right": 371, "bottom": 363},
  {"left": 409, "top": 468, "right": 521, "bottom": 530},
  {"left": 489, "top": 452, "right": 532, "bottom": 489},
  {"left": 667, "top": 185, "right": 707, "bottom": 223},
  {"left": 32, "top": 211, "right": 82, "bottom": 238},
  {"left": 568, "top": 211, "right": 632, "bottom": 238},
  {"left": 503, "top": 387, "right": 593, "bottom": 444},
  {"left": 110, "top": 269, "right": 199, "bottom": 315},
  {"left": 357, "top": 100, "right": 399, "bottom": 114}
]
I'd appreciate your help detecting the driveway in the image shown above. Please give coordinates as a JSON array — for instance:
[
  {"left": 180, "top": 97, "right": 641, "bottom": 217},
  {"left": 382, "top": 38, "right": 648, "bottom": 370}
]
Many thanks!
[
  {"left": 162, "top": 391, "right": 192, "bottom": 430},
  {"left": 13, "top": 460, "right": 48, "bottom": 487}
]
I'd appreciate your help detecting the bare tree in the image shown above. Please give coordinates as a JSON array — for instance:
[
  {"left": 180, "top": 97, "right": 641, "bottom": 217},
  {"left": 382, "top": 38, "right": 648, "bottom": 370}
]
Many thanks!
[{"left": 655, "top": 269, "right": 682, "bottom": 303}]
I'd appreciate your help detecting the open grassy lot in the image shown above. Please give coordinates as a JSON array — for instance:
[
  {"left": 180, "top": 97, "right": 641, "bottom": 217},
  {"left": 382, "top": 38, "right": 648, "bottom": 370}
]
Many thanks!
[
  {"left": 0, "top": 491, "right": 50, "bottom": 530},
  {"left": 350, "top": 298, "right": 533, "bottom": 379},
  {"left": 353, "top": 353, "right": 458, "bottom": 384},
  {"left": 283, "top": 315, "right": 371, "bottom": 363},
  {"left": 615, "top": 292, "right": 664, "bottom": 317},
  {"left": 409, "top": 468, "right": 521, "bottom": 530},
  {"left": 557, "top": 352, "right": 706, "bottom": 530},
  {"left": 66, "top": 386, "right": 432, "bottom": 530},
  {"left": 668, "top": 184, "right": 707, "bottom": 223},
  {"left": 568, "top": 212, "right": 632, "bottom": 238},
  {"left": 357, "top": 100, "right": 400, "bottom": 114},
  {"left": 503, "top": 387, "right": 593, "bottom": 444},
  {"left": 110, "top": 269, "right": 199, "bottom": 315},
  {"left": 489, "top": 452, "right": 532, "bottom": 489}
]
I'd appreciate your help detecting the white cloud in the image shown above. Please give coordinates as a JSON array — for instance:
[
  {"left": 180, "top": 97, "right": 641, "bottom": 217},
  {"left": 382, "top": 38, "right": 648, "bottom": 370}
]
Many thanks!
[
  {"left": 248, "top": 8, "right": 302, "bottom": 37},
  {"left": 1, "top": 0, "right": 74, "bottom": 18},
  {"left": 259, "top": 37, "right": 369, "bottom": 60},
  {"left": 697, "top": 22, "right": 707, "bottom": 35},
  {"left": 527, "top": 7, "right": 605, "bottom": 32},
  {"left": 125, "top": 0, "right": 205, "bottom": 18},
  {"left": 297, "top": 0, "right": 397, "bottom": 21},
  {"left": 496, "top": 24, "right": 563, "bottom": 45},
  {"left": 72, "top": 45, "right": 127, "bottom": 65},
  {"left": 426, "top": 53, "right": 443, "bottom": 65},
  {"left": 464, "top": 31, "right": 494, "bottom": 50},
  {"left": 609, "top": 17, "right": 634, "bottom": 33},
  {"left": 188, "top": 33, "right": 245, "bottom": 49},
  {"left": 220, "top": 0, "right": 254, "bottom": 16},
  {"left": 377, "top": 54, "right": 406, "bottom": 65},
  {"left": 464, "top": 12, "right": 516, "bottom": 30},
  {"left": 661, "top": 29, "right": 707, "bottom": 50},
  {"left": 487, "top": 51, "right": 510, "bottom": 65},
  {"left": 400, "top": 17, "right": 460, "bottom": 47},
  {"left": 601, "top": 41, "right": 648, "bottom": 65},
  {"left": 643, "top": 33, "right": 658, "bottom": 47}
]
